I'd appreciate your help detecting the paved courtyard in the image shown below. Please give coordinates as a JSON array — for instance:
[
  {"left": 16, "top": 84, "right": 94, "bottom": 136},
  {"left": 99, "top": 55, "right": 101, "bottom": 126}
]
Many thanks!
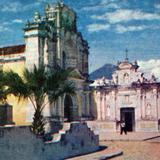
[
  {"left": 105, "top": 141, "right": 160, "bottom": 160},
  {"left": 68, "top": 140, "right": 160, "bottom": 160},
  {"left": 98, "top": 131, "right": 160, "bottom": 141},
  {"left": 68, "top": 132, "right": 160, "bottom": 160}
]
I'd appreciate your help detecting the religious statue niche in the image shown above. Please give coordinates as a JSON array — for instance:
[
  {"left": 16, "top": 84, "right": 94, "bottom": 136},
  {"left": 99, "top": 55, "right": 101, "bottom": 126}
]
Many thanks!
[
  {"left": 123, "top": 73, "right": 129, "bottom": 84},
  {"left": 106, "top": 105, "right": 111, "bottom": 118},
  {"left": 123, "top": 95, "right": 130, "bottom": 105},
  {"left": 146, "top": 103, "right": 151, "bottom": 118}
]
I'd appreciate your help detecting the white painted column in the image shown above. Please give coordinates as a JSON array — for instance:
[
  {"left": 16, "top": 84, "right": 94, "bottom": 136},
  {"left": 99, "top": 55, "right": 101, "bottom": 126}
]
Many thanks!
[
  {"left": 102, "top": 93, "right": 106, "bottom": 120},
  {"left": 43, "top": 38, "right": 48, "bottom": 66},
  {"left": 56, "top": 7, "right": 61, "bottom": 66},
  {"left": 97, "top": 92, "right": 101, "bottom": 120},
  {"left": 137, "top": 90, "right": 142, "bottom": 120},
  {"left": 112, "top": 91, "right": 116, "bottom": 120},
  {"left": 103, "top": 95, "right": 106, "bottom": 120},
  {"left": 141, "top": 94, "right": 145, "bottom": 118},
  {"left": 86, "top": 92, "right": 90, "bottom": 116},
  {"left": 158, "top": 92, "right": 160, "bottom": 119},
  {"left": 152, "top": 89, "right": 156, "bottom": 120}
]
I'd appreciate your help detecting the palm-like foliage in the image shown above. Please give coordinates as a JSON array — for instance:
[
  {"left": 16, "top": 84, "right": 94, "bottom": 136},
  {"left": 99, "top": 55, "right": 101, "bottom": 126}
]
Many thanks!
[
  {"left": 0, "top": 70, "right": 8, "bottom": 103},
  {"left": 4, "top": 65, "right": 75, "bottom": 135}
]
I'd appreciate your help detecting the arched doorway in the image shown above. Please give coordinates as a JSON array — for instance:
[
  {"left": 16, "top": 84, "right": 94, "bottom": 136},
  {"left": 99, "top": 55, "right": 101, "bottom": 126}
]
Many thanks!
[
  {"left": 120, "top": 108, "right": 135, "bottom": 131},
  {"left": 64, "top": 95, "right": 73, "bottom": 122}
]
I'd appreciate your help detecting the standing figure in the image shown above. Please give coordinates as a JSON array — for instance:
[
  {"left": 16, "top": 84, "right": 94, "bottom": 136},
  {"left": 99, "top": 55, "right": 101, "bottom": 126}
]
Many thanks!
[{"left": 120, "top": 120, "right": 127, "bottom": 135}]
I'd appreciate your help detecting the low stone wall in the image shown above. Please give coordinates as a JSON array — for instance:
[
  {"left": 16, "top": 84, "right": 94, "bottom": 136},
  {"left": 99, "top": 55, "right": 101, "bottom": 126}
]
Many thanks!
[
  {"left": 136, "top": 120, "right": 158, "bottom": 132},
  {"left": 0, "top": 122, "right": 99, "bottom": 160},
  {"left": 87, "top": 121, "right": 159, "bottom": 141},
  {"left": 87, "top": 121, "right": 117, "bottom": 134}
]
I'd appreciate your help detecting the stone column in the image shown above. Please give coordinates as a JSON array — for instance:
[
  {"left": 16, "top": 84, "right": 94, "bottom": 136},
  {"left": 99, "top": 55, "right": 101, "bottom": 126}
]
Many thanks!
[
  {"left": 152, "top": 89, "right": 157, "bottom": 120},
  {"left": 82, "top": 93, "right": 86, "bottom": 117},
  {"left": 112, "top": 91, "right": 116, "bottom": 120},
  {"left": 43, "top": 38, "right": 48, "bottom": 66},
  {"left": 56, "top": 6, "right": 62, "bottom": 66},
  {"left": 97, "top": 92, "right": 101, "bottom": 120},
  {"left": 116, "top": 95, "right": 120, "bottom": 121},
  {"left": 58, "top": 97, "right": 63, "bottom": 120},
  {"left": 77, "top": 92, "right": 82, "bottom": 119},
  {"left": 158, "top": 92, "right": 160, "bottom": 119},
  {"left": 71, "top": 104, "right": 79, "bottom": 121},
  {"left": 86, "top": 92, "right": 90, "bottom": 117},
  {"left": 102, "top": 92, "right": 106, "bottom": 120},
  {"left": 103, "top": 94, "right": 106, "bottom": 120},
  {"left": 158, "top": 92, "right": 160, "bottom": 131},
  {"left": 141, "top": 93, "right": 145, "bottom": 119},
  {"left": 137, "top": 89, "right": 142, "bottom": 120},
  {"left": 114, "top": 91, "right": 117, "bottom": 121}
]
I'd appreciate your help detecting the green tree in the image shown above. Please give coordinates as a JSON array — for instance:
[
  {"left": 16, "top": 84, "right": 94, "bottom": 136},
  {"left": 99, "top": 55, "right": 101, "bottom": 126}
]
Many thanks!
[
  {"left": 4, "top": 65, "right": 75, "bottom": 135},
  {"left": 0, "top": 70, "right": 8, "bottom": 104}
]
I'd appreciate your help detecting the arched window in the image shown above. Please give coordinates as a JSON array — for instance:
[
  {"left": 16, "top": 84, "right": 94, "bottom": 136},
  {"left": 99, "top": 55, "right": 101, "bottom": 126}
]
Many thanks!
[
  {"left": 62, "top": 51, "right": 66, "bottom": 69},
  {"left": 123, "top": 73, "right": 129, "bottom": 84}
]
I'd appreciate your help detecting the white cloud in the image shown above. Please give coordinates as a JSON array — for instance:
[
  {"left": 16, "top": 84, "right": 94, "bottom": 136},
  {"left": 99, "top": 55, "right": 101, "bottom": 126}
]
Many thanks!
[
  {"left": 115, "top": 24, "right": 148, "bottom": 33},
  {"left": 87, "top": 23, "right": 160, "bottom": 34},
  {"left": 23, "top": 2, "right": 40, "bottom": 11},
  {"left": 138, "top": 59, "right": 160, "bottom": 78},
  {"left": 1, "top": 2, "right": 21, "bottom": 12},
  {"left": 12, "top": 19, "right": 23, "bottom": 24},
  {"left": 1, "top": 2, "right": 41, "bottom": 13},
  {"left": 0, "top": 21, "right": 13, "bottom": 32},
  {"left": 91, "top": 9, "right": 160, "bottom": 23},
  {"left": 100, "top": 0, "right": 118, "bottom": 5},
  {"left": 82, "top": 6, "right": 103, "bottom": 11},
  {"left": 87, "top": 23, "right": 110, "bottom": 32},
  {"left": 38, "top": 0, "right": 55, "bottom": 2},
  {"left": 115, "top": 24, "right": 160, "bottom": 33},
  {"left": 107, "top": 3, "right": 119, "bottom": 9},
  {"left": 155, "top": 4, "right": 160, "bottom": 9},
  {"left": 0, "top": 26, "right": 11, "bottom": 32},
  {"left": 2, "top": 22, "right": 10, "bottom": 26},
  {"left": 82, "top": 0, "right": 119, "bottom": 11}
]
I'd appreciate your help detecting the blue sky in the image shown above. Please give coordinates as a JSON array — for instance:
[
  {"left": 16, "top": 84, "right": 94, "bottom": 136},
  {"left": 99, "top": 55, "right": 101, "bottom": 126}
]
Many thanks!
[{"left": 0, "top": 0, "right": 160, "bottom": 74}]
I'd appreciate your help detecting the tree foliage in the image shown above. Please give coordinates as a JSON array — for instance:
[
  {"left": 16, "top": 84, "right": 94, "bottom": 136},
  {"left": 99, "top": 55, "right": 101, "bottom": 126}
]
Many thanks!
[
  {"left": 0, "top": 70, "right": 9, "bottom": 104},
  {"left": 4, "top": 65, "right": 75, "bottom": 135}
]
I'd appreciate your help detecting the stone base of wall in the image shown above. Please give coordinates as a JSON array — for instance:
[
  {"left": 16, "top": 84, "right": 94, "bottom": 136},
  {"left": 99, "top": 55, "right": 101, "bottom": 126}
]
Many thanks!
[
  {"left": 87, "top": 120, "right": 159, "bottom": 133},
  {"left": 87, "top": 121, "right": 117, "bottom": 134},
  {"left": 136, "top": 120, "right": 158, "bottom": 132},
  {"left": 0, "top": 122, "right": 99, "bottom": 160}
]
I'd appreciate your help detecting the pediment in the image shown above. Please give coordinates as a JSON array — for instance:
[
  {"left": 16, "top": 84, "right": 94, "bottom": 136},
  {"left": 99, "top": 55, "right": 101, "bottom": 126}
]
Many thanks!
[
  {"left": 118, "top": 62, "right": 132, "bottom": 69},
  {"left": 68, "top": 68, "right": 84, "bottom": 79}
]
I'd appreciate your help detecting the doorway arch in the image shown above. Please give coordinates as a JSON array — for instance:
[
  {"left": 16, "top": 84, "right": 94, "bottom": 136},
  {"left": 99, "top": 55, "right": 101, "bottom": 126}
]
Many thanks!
[
  {"left": 120, "top": 107, "right": 135, "bottom": 131},
  {"left": 64, "top": 95, "right": 73, "bottom": 122}
]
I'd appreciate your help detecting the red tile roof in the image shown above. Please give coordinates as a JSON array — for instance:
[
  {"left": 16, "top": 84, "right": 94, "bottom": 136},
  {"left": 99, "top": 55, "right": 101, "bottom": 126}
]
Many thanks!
[{"left": 0, "top": 44, "right": 25, "bottom": 55}]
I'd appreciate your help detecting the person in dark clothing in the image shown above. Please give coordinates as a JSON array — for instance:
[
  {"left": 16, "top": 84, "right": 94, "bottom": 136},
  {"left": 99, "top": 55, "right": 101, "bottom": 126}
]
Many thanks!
[{"left": 120, "top": 121, "right": 127, "bottom": 135}]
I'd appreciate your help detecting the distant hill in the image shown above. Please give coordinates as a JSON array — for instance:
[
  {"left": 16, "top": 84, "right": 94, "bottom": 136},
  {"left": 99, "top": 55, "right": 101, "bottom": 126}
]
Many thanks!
[{"left": 89, "top": 64, "right": 117, "bottom": 80}]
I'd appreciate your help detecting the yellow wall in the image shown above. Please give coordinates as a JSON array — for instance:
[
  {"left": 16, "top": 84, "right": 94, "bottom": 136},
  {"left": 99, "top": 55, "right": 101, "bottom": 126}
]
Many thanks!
[{"left": 3, "top": 60, "right": 31, "bottom": 125}]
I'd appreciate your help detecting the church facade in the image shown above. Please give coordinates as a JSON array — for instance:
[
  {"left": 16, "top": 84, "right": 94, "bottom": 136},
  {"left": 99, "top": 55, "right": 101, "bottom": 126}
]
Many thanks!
[
  {"left": 0, "top": 2, "right": 91, "bottom": 127},
  {"left": 1, "top": 1, "right": 159, "bottom": 133},
  {"left": 90, "top": 58, "right": 160, "bottom": 132}
]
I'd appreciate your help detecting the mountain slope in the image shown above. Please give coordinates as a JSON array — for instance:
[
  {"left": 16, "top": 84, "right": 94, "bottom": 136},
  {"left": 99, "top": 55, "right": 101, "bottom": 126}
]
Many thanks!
[{"left": 89, "top": 64, "right": 116, "bottom": 80}]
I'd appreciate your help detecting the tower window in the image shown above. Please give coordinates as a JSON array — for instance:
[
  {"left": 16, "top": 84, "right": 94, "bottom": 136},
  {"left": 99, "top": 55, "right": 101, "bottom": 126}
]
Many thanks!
[
  {"left": 123, "top": 73, "right": 129, "bottom": 84},
  {"left": 62, "top": 51, "right": 66, "bottom": 69}
]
